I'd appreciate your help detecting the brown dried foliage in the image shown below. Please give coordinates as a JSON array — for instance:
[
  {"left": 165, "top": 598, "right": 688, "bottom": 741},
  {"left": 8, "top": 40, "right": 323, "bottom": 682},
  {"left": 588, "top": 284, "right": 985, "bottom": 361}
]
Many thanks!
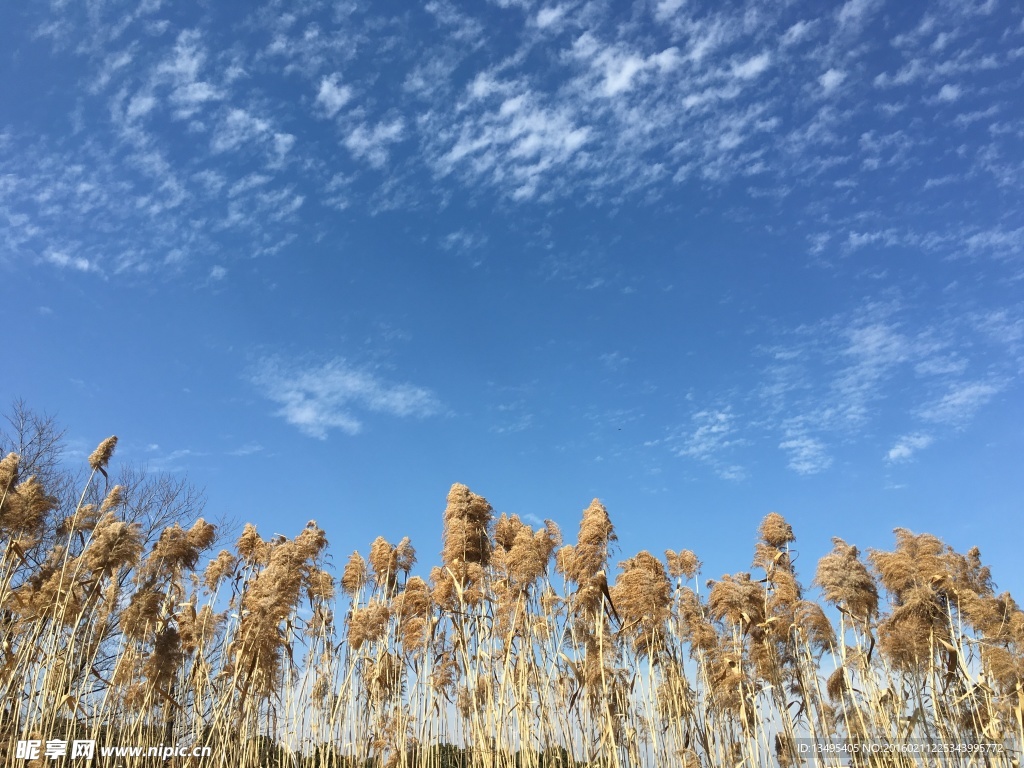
[
  {"left": 441, "top": 483, "right": 493, "bottom": 569},
  {"left": 814, "top": 537, "right": 879, "bottom": 621},
  {"left": 87, "top": 436, "right": 118, "bottom": 471},
  {"left": 611, "top": 551, "right": 671, "bottom": 655},
  {"left": 666, "top": 548, "right": 700, "bottom": 580}
]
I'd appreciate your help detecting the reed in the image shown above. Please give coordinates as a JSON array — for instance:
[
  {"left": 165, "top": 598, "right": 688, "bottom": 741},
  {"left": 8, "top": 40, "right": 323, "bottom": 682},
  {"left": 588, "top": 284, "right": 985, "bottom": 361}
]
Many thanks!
[{"left": 1, "top": 439, "right": 1021, "bottom": 767}]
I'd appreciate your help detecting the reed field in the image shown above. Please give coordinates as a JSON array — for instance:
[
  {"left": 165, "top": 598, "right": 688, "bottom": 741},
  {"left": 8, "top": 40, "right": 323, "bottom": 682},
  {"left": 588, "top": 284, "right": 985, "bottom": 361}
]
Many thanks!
[{"left": 1, "top": 434, "right": 1022, "bottom": 767}]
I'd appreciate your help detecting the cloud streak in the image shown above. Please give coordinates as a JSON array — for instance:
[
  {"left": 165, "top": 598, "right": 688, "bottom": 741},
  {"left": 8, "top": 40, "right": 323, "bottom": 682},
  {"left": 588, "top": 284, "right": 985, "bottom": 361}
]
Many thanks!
[
  {"left": 3, "top": 0, "right": 1021, "bottom": 278},
  {"left": 251, "top": 357, "right": 441, "bottom": 439}
]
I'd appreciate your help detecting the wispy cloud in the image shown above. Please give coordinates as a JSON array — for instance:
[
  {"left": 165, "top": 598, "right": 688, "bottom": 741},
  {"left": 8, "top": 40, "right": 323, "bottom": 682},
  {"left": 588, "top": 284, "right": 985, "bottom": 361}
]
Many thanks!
[
  {"left": 672, "top": 408, "right": 747, "bottom": 480},
  {"left": 886, "top": 433, "right": 933, "bottom": 462},
  {"left": 918, "top": 380, "right": 1003, "bottom": 425},
  {"left": 779, "top": 432, "right": 832, "bottom": 475},
  {"left": 316, "top": 74, "right": 352, "bottom": 117},
  {"left": 490, "top": 400, "right": 534, "bottom": 435},
  {"left": 441, "top": 229, "right": 488, "bottom": 254},
  {"left": 43, "top": 250, "right": 97, "bottom": 273},
  {"left": 598, "top": 351, "right": 629, "bottom": 371},
  {"left": 230, "top": 442, "right": 264, "bottom": 457},
  {"left": 819, "top": 68, "right": 846, "bottom": 95},
  {"left": 251, "top": 357, "right": 441, "bottom": 439},
  {"left": 211, "top": 109, "right": 272, "bottom": 154},
  {"left": 750, "top": 296, "right": 1018, "bottom": 473},
  {"left": 429, "top": 77, "right": 591, "bottom": 200},
  {"left": 155, "top": 30, "right": 225, "bottom": 119},
  {"left": 145, "top": 447, "right": 202, "bottom": 473},
  {"left": 344, "top": 119, "right": 406, "bottom": 168},
  {"left": 4, "top": 0, "right": 1022, "bottom": 289},
  {"left": 837, "top": 0, "right": 880, "bottom": 31}
]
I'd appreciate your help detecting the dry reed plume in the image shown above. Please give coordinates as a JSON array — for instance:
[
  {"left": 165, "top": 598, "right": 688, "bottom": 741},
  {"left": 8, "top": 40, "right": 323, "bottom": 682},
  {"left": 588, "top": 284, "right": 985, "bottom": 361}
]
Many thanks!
[{"left": 1, "top": 433, "right": 1022, "bottom": 768}]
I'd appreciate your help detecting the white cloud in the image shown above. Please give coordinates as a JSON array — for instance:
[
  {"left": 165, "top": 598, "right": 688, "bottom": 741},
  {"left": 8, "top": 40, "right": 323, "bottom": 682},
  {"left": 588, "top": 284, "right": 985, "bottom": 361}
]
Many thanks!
[
  {"left": 126, "top": 93, "right": 158, "bottom": 121},
  {"left": 571, "top": 34, "right": 681, "bottom": 97},
  {"left": 677, "top": 410, "right": 738, "bottom": 458},
  {"left": 937, "top": 83, "right": 961, "bottom": 101},
  {"left": 433, "top": 83, "right": 590, "bottom": 199},
  {"left": 171, "top": 81, "right": 223, "bottom": 109},
  {"left": 819, "top": 68, "right": 846, "bottom": 95},
  {"left": 973, "top": 309, "right": 1024, "bottom": 345},
  {"left": 732, "top": 52, "right": 771, "bottom": 80},
  {"left": 209, "top": 265, "right": 227, "bottom": 280},
  {"left": 599, "top": 351, "right": 629, "bottom": 370},
  {"left": 753, "top": 292, "right": 1022, "bottom": 475},
  {"left": 344, "top": 118, "right": 405, "bottom": 168},
  {"left": 965, "top": 226, "right": 1024, "bottom": 257},
  {"left": 535, "top": 5, "right": 566, "bottom": 29},
  {"left": 272, "top": 132, "right": 296, "bottom": 160},
  {"left": 874, "top": 59, "right": 926, "bottom": 88},
  {"left": 838, "top": 0, "right": 879, "bottom": 30},
  {"left": 828, "top": 316, "right": 911, "bottom": 425},
  {"left": 441, "top": 229, "right": 488, "bottom": 254},
  {"left": 887, "top": 433, "right": 933, "bottom": 462},
  {"left": 90, "top": 48, "right": 135, "bottom": 94},
  {"left": 919, "top": 380, "right": 1002, "bottom": 425},
  {"left": 251, "top": 357, "right": 441, "bottom": 439},
  {"left": 316, "top": 74, "right": 352, "bottom": 117},
  {"left": 211, "top": 109, "right": 270, "bottom": 153},
  {"left": 779, "top": 434, "right": 832, "bottom": 474},
  {"left": 673, "top": 409, "right": 747, "bottom": 480},
  {"left": 157, "top": 30, "right": 205, "bottom": 84},
  {"left": 146, "top": 447, "right": 201, "bottom": 473},
  {"left": 230, "top": 442, "right": 264, "bottom": 457},
  {"left": 8, "top": 0, "right": 1024, "bottom": 281},
  {"left": 44, "top": 250, "right": 94, "bottom": 272},
  {"left": 425, "top": 0, "right": 485, "bottom": 42},
  {"left": 153, "top": 30, "right": 225, "bottom": 119},
  {"left": 781, "top": 20, "right": 814, "bottom": 46},
  {"left": 654, "top": 0, "right": 686, "bottom": 21},
  {"left": 603, "top": 54, "right": 647, "bottom": 95}
]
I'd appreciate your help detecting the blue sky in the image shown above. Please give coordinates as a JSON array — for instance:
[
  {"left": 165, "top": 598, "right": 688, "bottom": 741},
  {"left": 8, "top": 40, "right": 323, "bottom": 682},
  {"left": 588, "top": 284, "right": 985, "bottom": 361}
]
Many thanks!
[{"left": 2, "top": 0, "right": 1023, "bottom": 597}]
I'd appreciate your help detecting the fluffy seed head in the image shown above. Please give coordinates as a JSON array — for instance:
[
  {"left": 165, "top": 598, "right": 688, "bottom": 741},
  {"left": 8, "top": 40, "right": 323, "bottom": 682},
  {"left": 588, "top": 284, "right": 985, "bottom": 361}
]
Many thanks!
[
  {"left": 557, "top": 499, "right": 617, "bottom": 586},
  {"left": 100, "top": 484, "right": 125, "bottom": 513},
  {"left": 611, "top": 551, "right": 672, "bottom": 655},
  {"left": 1, "top": 475, "right": 57, "bottom": 536},
  {"left": 814, "top": 538, "right": 878, "bottom": 621},
  {"left": 441, "top": 483, "right": 493, "bottom": 568},
  {"left": 84, "top": 513, "right": 144, "bottom": 575},
  {"left": 759, "top": 512, "right": 795, "bottom": 548},
  {"left": 349, "top": 603, "right": 391, "bottom": 650},
  {"left": 707, "top": 572, "right": 762, "bottom": 627},
  {"left": 88, "top": 436, "right": 118, "bottom": 471},
  {"left": 144, "top": 518, "right": 217, "bottom": 577},
  {"left": 0, "top": 452, "right": 20, "bottom": 491},
  {"left": 203, "top": 550, "right": 237, "bottom": 591},
  {"left": 236, "top": 523, "right": 271, "bottom": 565},
  {"left": 795, "top": 600, "right": 836, "bottom": 652},
  {"left": 370, "top": 536, "right": 401, "bottom": 592},
  {"left": 308, "top": 569, "right": 335, "bottom": 602},
  {"left": 396, "top": 536, "right": 416, "bottom": 573},
  {"left": 666, "top": 549, "right": 701, "bottom": 580},
  {"left": 341, "top": 551, "right": 368, "bottom": 597},
  {"left": 869, "top": 528, "right": 947, "bottom": 600}
]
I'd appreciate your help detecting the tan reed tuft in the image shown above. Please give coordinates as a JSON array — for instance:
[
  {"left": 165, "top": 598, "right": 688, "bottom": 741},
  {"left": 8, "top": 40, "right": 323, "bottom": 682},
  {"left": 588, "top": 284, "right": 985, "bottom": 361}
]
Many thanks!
[
  {"left": 2, "top": 429, "right": 1022, "bottom": 768},
  {"left": 441, "top": 482, "right": 493, "bottom": 569},
  {"left": 813, "top": 537, "right": 879, "bottom": 622},
  {"left": 87, "top": 435, "right": 118, "bottom": 471}
]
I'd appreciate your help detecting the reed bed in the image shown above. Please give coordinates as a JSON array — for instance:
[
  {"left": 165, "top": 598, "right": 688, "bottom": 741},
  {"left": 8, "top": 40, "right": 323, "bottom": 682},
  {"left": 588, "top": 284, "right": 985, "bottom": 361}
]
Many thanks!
[{"left": 1, "top": 437, "right": 1022, "bottom": 767}]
